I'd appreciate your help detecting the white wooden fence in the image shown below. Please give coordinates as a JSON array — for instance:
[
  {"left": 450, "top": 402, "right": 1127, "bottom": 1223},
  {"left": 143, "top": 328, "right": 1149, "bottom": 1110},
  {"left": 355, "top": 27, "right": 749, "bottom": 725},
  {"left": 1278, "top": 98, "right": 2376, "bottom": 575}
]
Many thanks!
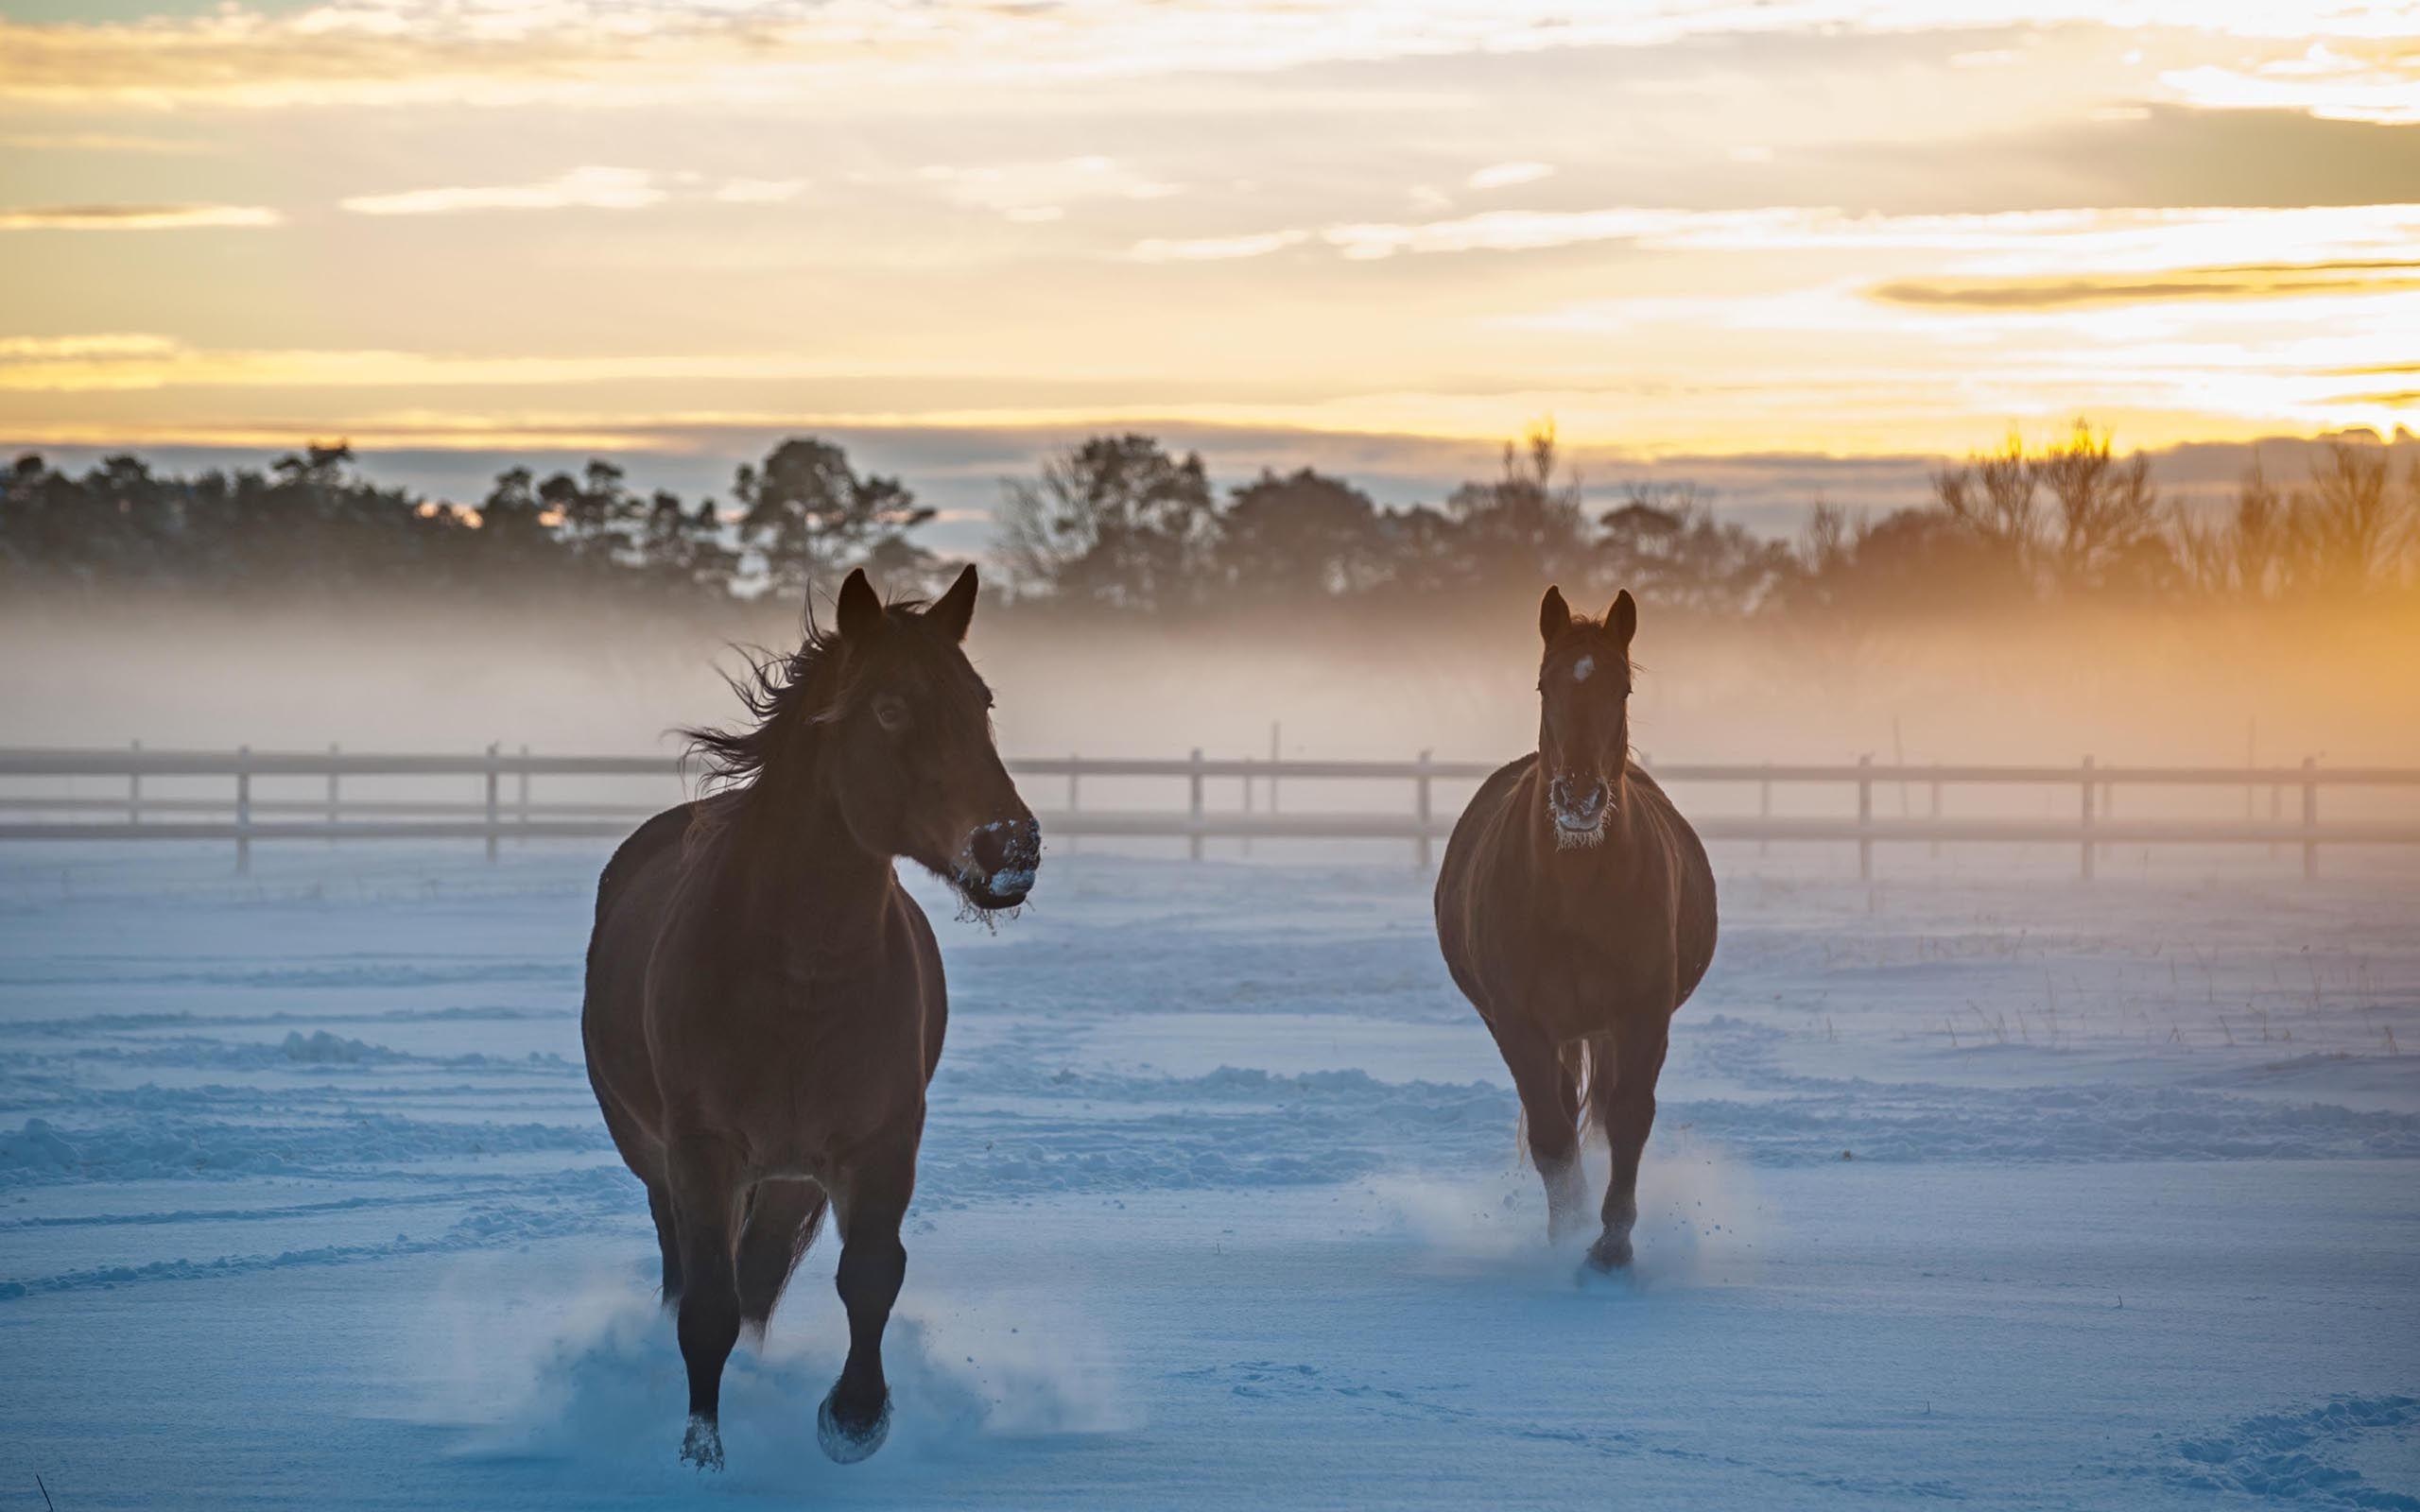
[{"left": 1, "top": 746, "right": 2415, "bottom": 879}]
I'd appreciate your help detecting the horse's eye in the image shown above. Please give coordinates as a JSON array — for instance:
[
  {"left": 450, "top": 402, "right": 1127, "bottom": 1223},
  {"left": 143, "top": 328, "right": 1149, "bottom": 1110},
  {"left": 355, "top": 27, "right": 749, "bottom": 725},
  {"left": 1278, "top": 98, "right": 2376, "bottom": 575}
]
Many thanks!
[{"left": 873, "top": 695, "right": 909, "bottom": 733}]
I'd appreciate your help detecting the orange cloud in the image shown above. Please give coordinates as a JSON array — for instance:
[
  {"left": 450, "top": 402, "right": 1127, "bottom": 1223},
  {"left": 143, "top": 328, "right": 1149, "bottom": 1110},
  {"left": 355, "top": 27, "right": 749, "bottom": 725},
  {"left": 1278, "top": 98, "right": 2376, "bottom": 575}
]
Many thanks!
[
  {"left": 0, "top": 203, "right": 278, "bottom": 231},
  {"left": 1872, "top": 263, "right": 2420, "bottom": 309}
]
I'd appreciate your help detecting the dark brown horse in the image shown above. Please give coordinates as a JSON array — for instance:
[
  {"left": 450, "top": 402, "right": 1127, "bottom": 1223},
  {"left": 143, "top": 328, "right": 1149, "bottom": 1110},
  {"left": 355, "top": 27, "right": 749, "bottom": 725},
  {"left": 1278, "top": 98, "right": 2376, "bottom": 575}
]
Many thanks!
[
  {"left": 581, "top": 564, "right": 1039, "bottom": 1470},
  {"left": 1434, "top": 586, "right": 1717, "bottom": 1273}
]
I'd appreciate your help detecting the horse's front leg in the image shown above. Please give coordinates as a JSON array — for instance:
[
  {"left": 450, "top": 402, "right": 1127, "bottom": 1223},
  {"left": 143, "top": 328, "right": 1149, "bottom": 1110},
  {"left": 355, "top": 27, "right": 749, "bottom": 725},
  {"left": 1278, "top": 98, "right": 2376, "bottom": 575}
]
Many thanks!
[
  {"left": 1485, "top": 1012, "right": 1587, "bottom": 1244},
  {"left": 1586, "top": 1014, "right": 1669, "bottom": 1273},
  {"left": 665, "top": 1130, "right": 747, "bottom": 1469},
  {"left": 819, "top": 1143, "right": 916, "bottom": 1464}
]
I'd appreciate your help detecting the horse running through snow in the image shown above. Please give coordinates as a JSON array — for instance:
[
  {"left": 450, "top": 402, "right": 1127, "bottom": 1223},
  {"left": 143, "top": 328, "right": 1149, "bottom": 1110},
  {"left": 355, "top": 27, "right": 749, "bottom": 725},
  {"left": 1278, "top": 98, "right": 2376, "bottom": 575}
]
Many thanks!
[
  {"left": 1434, "top": 586, "right": 1718, "bottom": 1274},
  {"left": 581, "top": 565, "right": 1039, "bottom": 1469}
]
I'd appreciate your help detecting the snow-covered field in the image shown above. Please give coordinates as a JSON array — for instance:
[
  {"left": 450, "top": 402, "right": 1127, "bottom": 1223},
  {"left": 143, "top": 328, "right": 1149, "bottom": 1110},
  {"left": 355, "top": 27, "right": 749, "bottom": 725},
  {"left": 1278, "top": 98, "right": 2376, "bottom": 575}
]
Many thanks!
[{"left": 3, "top": 840, "right": 2415, "bottom": 1510}]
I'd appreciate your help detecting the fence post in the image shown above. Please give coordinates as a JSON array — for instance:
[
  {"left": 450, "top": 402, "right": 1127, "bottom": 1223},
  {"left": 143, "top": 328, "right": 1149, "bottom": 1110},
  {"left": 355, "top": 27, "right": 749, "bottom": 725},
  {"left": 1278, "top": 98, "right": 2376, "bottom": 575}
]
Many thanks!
[
  {"left": 326, "top": 742, "right": 340, "bottom": 840},
  {"left": 1857, "top": 753, "right": 1873, "bottom": 882},
  {"left": 1066, "top": 754, "right": 1079, "bottom": 855},
  {"left": 2302, "top": 756, "right": 2319, "bottom": 881},
  {"left": 2079, "top": 754, "right": 2095, "bottom": 882},
  {"left": 235, "top": 745, "right": 251, "bottom": 874},
  {"left": 484, "top": 743, "right": 501, "bottom": 863},
  {"left": 1928, "top": 765, "right": 1942, "bottom": 859},
  {"left": 1188, "top": 748, "right": 1204, "bottom": 862},
  {"left": 129, "top": 738, "right": 142, "bottom": 827},
  {"left": 517, "top": 743, "right": 530, "bottom": 839},
  {"left": 1414, "top": 749, "right": 1433, "bottom": 870},
  {"left": 1241, "top": 757, "right": 1254, "bottom": 858}
]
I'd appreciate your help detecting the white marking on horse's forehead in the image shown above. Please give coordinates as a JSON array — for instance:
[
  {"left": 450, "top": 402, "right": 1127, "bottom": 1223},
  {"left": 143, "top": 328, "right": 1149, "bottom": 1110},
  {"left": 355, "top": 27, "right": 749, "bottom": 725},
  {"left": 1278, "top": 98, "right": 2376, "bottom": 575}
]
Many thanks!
[{"left": 1572, "top": 655, "right": 1594, "bottom": 682}]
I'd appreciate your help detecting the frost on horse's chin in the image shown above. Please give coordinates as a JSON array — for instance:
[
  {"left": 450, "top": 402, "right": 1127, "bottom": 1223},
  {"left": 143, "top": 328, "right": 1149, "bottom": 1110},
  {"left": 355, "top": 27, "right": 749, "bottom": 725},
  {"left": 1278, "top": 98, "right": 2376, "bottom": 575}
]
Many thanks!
[{"left": 955, "top": 896, "right": 1027, "bottom": 933}]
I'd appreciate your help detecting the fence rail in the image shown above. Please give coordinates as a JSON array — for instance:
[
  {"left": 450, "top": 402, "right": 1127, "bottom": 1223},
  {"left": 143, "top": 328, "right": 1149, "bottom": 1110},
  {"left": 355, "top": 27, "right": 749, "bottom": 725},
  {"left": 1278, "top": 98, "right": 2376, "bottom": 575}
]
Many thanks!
[{"left": 2, "top": 746, "right": 2415, "bottom": 879}]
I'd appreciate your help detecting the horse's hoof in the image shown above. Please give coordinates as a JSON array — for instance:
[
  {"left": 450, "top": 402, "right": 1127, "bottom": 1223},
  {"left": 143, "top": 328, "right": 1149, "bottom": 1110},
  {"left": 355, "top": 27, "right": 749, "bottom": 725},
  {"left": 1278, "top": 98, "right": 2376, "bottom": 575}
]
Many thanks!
[
  {"left": 817, "top": 1386, "right": 892, "bottom": 1465},
  {"left": 680, "top": 1413, "right": 726, "bottom": 1471},
  {"left": 1582, "top": 1234, "right": 1634, "bottom": 1274}
]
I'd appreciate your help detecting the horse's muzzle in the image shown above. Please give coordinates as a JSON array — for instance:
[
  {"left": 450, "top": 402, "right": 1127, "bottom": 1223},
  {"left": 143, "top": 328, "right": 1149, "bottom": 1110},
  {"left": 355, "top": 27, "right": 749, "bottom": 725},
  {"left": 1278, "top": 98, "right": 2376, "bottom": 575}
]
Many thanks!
[
  {"left": 1547, "top": 774, "right": 1611, "bottom": 837},
  {"left": 956, "top": 816, "right": 1041, "bottom": 907}
]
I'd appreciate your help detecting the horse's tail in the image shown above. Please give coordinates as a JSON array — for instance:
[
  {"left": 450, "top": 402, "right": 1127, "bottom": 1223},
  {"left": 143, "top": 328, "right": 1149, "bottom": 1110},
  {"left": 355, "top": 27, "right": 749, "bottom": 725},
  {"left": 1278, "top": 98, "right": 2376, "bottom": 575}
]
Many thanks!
[
  {"left": 1564, "top": 1032, "right": 1613, "bottom": 1142},
  {"left": 737, "top": 1181, "right": 830, "bottom": 1332},
  {"left": 1514, "top": 1032, "right": 1615, "bottom": 1165}
]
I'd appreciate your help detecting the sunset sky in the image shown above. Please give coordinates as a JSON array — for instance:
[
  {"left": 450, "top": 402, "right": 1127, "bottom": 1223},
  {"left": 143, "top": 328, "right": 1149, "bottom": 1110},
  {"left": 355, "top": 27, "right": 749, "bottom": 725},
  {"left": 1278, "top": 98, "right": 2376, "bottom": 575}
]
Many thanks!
[{"left": 3, "top": 0, "right": 2416, "bottom": 531}]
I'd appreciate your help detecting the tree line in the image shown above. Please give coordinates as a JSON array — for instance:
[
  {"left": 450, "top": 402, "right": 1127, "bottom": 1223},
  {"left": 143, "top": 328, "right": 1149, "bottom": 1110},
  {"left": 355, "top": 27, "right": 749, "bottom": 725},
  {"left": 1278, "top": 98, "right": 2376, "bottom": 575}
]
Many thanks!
[
  {"left": 0, "top": 438, "right": 933, "bottom": 610},
  {"left": 6, "top": 422, "right": 2413, "bottom": 625}
]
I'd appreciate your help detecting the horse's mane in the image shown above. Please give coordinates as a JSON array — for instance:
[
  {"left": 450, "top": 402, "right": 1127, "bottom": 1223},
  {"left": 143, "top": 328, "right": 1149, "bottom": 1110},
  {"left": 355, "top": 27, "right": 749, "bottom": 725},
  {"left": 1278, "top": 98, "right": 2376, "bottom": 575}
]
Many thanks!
[
  {"left": 682, "top": 626, "right": 835, "bottom": 799},
  {"left": 679, "top": 594, "right": 937, "bottom": 802}
]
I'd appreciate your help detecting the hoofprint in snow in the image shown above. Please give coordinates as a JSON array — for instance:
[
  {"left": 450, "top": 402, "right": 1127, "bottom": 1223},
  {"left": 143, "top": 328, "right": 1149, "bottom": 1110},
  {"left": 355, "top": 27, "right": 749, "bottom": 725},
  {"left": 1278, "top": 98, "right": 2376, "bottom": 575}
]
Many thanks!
[{"left": 1, "top": 841, "right": 2414, "bottom": 1510}]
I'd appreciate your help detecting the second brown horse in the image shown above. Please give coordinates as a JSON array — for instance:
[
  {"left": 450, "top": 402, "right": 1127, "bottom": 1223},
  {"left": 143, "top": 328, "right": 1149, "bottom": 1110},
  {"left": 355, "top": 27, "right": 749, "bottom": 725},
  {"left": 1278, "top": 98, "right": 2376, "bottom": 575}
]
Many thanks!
[{"left": 1435, "top": 586, "right": 1717, "bottom": 1273}]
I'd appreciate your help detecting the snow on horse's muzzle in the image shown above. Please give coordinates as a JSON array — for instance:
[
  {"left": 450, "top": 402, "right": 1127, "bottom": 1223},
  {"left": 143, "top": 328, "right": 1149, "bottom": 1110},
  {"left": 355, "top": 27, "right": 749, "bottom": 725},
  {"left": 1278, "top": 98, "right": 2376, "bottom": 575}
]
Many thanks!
[
  {"left": 957, "top": 816, "right": 1041, "bottom": 905},
  {"left": 1547, "top": 773, "right": 1611, "bottom": 833}
]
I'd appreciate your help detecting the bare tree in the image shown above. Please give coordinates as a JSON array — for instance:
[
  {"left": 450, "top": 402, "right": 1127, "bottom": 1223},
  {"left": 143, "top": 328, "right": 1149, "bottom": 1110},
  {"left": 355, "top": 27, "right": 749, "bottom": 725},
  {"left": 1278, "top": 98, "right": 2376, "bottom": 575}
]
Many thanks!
[
  {"left": 1445, "top": 422, "right": 1590, "bottom": 586},
  {"left": 1932, "top": 431, "right": 2042, "bottom": 571},
  {"left": 2034, "top": 421, "right": 2166, "bottom": 593},
  {"left": 2179, "top": 459, "right": 2290, "bottom": 596},
  {"left": 1800, "top": 497, "right": 1855, "bottom": 578},
  {"left": 1598, "top": 481, "right": 1789, "bottom": 613},
  {"left": 2290, "top": 438, "right": 2414, "bottom": 591}
]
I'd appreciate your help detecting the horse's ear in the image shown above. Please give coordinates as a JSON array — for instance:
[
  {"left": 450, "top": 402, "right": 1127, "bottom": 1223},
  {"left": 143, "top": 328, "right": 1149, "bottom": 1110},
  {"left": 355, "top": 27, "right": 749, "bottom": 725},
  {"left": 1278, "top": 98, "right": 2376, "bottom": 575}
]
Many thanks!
[
  {"left": 1538, "top": 585, "right": 1571, "bottom": 644},
  {"left": 836, "top": 568, "right": 885, "bottom": 644},
  {"left": 928, "top": 563, "right": 978, "bottom": 644},
  {"left": 1607, "top": 589, "right": 1637, "bottom": 648}
]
